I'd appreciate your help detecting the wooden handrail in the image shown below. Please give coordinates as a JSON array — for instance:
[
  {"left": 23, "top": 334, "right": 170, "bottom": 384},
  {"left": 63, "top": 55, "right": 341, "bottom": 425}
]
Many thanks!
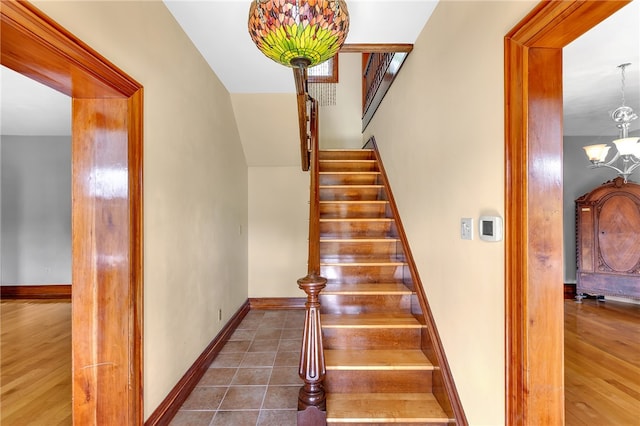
[
  {"left": 294, "top": 66, "right": 327, "bottom": 425},
  {"left": 293, "top": 67, "right": 311, "bottom": 172},
  {"left": 307, "top": 98, "right": 320, "bottom": 274}
]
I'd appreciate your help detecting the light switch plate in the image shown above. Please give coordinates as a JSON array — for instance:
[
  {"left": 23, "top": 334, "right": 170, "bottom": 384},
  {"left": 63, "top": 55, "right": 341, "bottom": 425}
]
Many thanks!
[{"left": 461, "top": 218, "right": 473, "bottom": 240}]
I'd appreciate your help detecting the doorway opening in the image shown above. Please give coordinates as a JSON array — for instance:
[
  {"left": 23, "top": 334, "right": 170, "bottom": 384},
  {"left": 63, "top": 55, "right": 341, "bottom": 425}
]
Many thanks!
[
  {"left": 504, "top": 1, "right": 632, "bottom": 424},
  {"left": 1, "top": 1, "right": 143, "bottom": 422}
]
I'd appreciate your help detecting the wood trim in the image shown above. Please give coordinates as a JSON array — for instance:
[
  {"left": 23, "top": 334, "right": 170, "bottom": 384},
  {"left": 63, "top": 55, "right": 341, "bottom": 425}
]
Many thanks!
[
  {"left": 129, "top": 88, "right": 145, "bottom": 423},
  {"left": 1, "top": 1, "right": 139, "bottom": 98},
  {"left": 340, "top": 43, "right": 413, "bottom": 53},
  {"left": 367, "top": 137, "right": 467, "bottom": 425},
  {"left": 144, "top": 300, "right": 250, "bottom": 426},
  {"left": 564, "top": 283, "right": 576, "bottom": 300},
  {"left": 309, "top": 55, "right": 338, "bottom": 84},
  {"left": 1, "top": 1, "right": 144, "bottom": 424},
  {"left": 1, "top": 285, "right": 72, "bottom": 299},
  {"left": 249, "top": 297, "right": 306, "bottom": 310},
  {"left": 504, "top": 1, "right": 630, "bottom": 424}
]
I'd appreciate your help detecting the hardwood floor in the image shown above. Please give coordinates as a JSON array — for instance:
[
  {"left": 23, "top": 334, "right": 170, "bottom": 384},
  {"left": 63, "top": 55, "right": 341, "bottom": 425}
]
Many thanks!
[
  {"left": 1, "top": 300, "right": 71, "bottom": 426},
  {"left": 1, "top": 298, "right": 637, "bottom": 425},
  {"left": 564, "top": 298, "right": 640, "bottom": 425}
]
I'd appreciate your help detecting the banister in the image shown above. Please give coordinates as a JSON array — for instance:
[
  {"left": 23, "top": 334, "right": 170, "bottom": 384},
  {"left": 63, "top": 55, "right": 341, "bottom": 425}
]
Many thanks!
[
  {"left": 307, "top": 98, "right": 320, "bottom": 274},
  {"left": 294, "top": 66, "right": 327, "bottom": 425},
  {"left": 293, "top": 67, "right": 311, "bottom": 172}
]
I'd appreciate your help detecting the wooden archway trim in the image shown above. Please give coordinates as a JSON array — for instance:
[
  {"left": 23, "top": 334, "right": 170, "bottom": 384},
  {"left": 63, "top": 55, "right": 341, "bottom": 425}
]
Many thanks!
[
  {"left": 504, "top": 1, "right": 630, "bottom": 424},
  {"left": 1, "top": 1, "right": 144, "bottom": 424}
]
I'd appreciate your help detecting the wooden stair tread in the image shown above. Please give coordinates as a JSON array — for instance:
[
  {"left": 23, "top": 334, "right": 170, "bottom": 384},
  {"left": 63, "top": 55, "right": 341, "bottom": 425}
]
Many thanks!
[
  {"left": 321, "top": 218, "right": 393, "bottom": 222},
  {"left": 321, "top": 255, "right": 406, "bottom": 264},
  {"left": 326, "top": 393, "right": 452, "bottom": 423},
  {"left": 320, "top": 159, "right": 376, "bottom": 162},
  {"left": 321, "top": 237, "right": 399, "bottom": 242},
  {"left": 321, "top": 234, "right": 395, "bottom": 240},
  {"left": 319, "top": 171, "right": 381, "bottom": 175},
  {"left": 321, "top": 261, "right": 406, "bottom": 267},
  {"left": 321, "top": 149, "right": 375, "bottom": 152},
  {"left": 322, "top": 312, "right": 422, "bottom": 328},
  {"left": 322, "top": 283, "right": 412, "bottom": 295},
  {"left": 320, "top": 200, "right": 388, "bottom": 204},
  {"left": 325, "top": 349, "right": 434, "bottom": 370},
  {"left": 321, "top": 184, "right": 383, "bottom": 187}
]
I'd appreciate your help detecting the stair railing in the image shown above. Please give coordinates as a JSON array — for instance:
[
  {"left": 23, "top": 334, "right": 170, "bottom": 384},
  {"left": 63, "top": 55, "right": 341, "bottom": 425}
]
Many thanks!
[
  {"left": 294, "top": 67, "right": 311, "bottom": 172},
  {"left": 293, "top": 66, "right": 328, "bottom": 425},
  {"left": 361, "top": 47, "right": 412, "bottom": 132}
]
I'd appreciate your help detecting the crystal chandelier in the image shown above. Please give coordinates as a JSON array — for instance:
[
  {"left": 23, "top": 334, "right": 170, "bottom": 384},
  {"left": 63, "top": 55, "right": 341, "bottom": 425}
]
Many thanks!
[
  {"left": 583, "top": 63, "right": 640, "bottom": 183},
  {"left": 248, "top": 0, "right": 350, "bottom": 69}
]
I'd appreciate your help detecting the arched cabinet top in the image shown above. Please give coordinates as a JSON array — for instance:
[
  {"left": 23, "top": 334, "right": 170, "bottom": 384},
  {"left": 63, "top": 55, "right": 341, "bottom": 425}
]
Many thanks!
[{"left": 576, "top": 176, "right": 640, "bottom": 204}]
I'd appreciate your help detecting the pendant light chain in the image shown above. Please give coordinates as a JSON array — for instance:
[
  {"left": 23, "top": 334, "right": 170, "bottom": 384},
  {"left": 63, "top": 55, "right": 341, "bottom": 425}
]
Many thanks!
[{"left": 618, "top": 63, "right": 631, "bottom": 106}]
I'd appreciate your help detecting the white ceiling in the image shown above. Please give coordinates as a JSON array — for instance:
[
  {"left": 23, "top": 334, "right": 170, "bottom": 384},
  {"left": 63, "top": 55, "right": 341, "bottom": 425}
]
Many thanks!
[
  {"left": 563, "top": 0, "right": 639, "bottom": 136},
  {"left": 163, "top": 0, "right": 439, "bottom": 93},
  {"left": 1, "top": 0, "right": 638, "bottom": 137}
]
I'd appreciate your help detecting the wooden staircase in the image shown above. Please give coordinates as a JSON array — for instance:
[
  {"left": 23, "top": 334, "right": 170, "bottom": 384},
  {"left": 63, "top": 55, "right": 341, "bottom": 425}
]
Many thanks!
[{"left": 317, "top": 149, "right": 457, "bottom": 425}]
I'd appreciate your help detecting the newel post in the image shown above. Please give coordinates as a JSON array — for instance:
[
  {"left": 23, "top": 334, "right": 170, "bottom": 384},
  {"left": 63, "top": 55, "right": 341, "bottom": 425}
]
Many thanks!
[{"left": 297, "top": 272, "right": 327, "bottom": 425}]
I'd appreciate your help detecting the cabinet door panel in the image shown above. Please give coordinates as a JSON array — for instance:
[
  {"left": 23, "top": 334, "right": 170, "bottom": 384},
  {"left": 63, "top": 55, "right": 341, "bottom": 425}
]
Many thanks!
[{"left": 598, "top": 195, "right": 640, "bottom": 272}]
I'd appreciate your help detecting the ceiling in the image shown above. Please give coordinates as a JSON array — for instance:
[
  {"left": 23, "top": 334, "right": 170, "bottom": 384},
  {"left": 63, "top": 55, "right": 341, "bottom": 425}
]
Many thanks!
[
  {"left": 1, "top": 0, "right": 638, "bottom": 137},
  {"left": 562, "top": 0, "right": 639, "bottom": 136}
]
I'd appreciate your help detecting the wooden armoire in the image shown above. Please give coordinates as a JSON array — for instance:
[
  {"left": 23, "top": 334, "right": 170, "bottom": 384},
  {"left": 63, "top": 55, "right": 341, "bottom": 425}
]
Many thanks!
[{"left": 575, "top": 176, "right": 640, "bottom": 300}]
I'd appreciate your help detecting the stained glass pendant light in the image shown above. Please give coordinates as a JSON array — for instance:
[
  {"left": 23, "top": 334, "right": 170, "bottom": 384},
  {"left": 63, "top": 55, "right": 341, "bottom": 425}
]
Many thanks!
[{"left": 248, "top": 0, "right": 350, "bottom": 69}]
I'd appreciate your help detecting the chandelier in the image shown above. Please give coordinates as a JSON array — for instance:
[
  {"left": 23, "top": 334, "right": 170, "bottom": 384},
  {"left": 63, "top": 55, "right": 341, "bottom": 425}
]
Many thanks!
[
  {"left": 583, "top": 63, "right": 640, "bottom": 183},
  {"left": 248, "top": 0, "right": 350, "bottom": 69}
]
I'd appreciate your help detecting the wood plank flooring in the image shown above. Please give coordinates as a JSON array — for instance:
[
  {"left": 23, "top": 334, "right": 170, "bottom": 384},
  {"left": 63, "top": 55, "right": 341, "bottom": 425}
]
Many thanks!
[
  {"left": 1, "top": 300, "right": 71, "bottom": 425},
  {"left": 1, "top": 298, "right": 637, "bottom": 425},
  {"left": 564, "top": 298, "right": 640, "bottom": 425}
]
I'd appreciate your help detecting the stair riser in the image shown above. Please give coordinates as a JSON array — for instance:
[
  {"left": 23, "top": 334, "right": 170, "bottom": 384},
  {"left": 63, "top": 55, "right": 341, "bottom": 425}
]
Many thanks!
[
  {"left": 320, "top": 203, "right": 388, "bottom": 218},
  {"left": 320, "top": 222, "right": 392, "bottom": 237},
  {"left": 320, "top": 161, "right": 378, "bottom": 172},
  {"left": 321, "top": 240, "right": 398, "bottom": 257},
  {"left": 321, "top": 265, "right": 406, "bottom": 283},
  {"left": 322, "top": 327, "right": 422, "bottom": 350},
  {"left": 319, "top": 174, "right": 380, "bottom": 185},
  {"left": 320, "top": 220, "right": 391, "bottom": 233},
  {"left": 320, "top": 187, "right": 385, "bottom": 201},
  {"left": 319, "top": 151, "right": 375, "bottom": 161},
  {"left": 320, "top": 294, "right": 411, "bottom": 314},
  {"left": 324, "top": 370, "right": 433, "bottom": 393}
]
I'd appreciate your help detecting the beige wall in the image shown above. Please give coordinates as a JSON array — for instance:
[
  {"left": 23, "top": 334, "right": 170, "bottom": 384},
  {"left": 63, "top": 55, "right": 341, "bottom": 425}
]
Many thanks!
[
  {"left": 231, "top": 93, "right": 300, "bottom": 167},
  {"left": 363, "top": 1, "right": 536, "bottom": 424},
  {"left": 248, "top": 167, "right": 309, "bottom": 298},
  {"left": 34, "top": 1, "right": 249, "bottom": 419},
  {"left": 232, "top": 94, "right": 309, "bottom": 299},
  {"left": 318, "top": 52, "right": 363, "bottom": 149},
  {"left": 234, "top": 53, "right": 363, "bottom": 300}
]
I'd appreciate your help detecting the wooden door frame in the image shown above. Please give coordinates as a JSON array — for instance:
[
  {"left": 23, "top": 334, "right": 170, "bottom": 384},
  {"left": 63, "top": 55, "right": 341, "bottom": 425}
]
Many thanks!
[
  {"left": 1, "top": 1, "right": 144, "bottom": 424},
  {"left": 504, "top": 1, "right": 630, "bottom": 424}
]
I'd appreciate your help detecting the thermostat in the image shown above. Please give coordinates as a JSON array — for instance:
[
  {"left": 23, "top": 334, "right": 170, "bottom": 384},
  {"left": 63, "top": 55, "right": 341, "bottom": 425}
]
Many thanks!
[{"left": 479, "top": 216, "right": 503, "bottom": 242}]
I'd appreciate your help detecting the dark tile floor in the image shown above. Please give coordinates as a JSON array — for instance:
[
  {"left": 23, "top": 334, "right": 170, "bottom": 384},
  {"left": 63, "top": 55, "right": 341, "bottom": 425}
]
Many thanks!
[{"left": 169, "top": 309, "right": 305, "bottom": 426}]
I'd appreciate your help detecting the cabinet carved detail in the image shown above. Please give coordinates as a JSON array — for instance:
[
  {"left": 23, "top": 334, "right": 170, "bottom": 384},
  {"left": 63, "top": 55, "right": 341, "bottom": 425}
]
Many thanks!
[{"left": 576, "top": 177, "right": 640, "bottom": 300}]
